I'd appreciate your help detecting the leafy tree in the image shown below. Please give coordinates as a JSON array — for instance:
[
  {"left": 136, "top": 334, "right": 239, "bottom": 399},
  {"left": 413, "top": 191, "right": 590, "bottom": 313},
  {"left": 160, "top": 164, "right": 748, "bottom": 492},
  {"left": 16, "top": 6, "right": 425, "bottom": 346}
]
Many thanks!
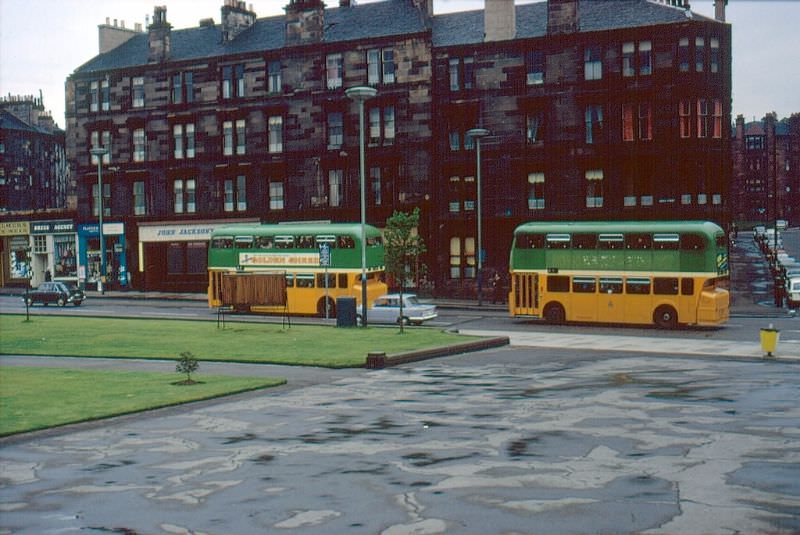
[
  {"left": 176, "top": 351, "right": 199, "bottom": 384},
  {"left": 384, "top": 208, "right": 427, "bottom": 332}
]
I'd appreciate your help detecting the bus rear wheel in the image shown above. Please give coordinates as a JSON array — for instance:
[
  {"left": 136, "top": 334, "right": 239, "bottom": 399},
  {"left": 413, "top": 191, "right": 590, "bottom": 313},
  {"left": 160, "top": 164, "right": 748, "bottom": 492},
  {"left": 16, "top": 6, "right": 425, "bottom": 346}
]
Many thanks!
[
  {"left": 543, "top": 302, "right": 566, "bottom": 324},
  {"left": 653, "top": 305, "right": 678, "bottom": 329},
  {"left": 317, "top": 297, "right": 336, "bottom": 318}
]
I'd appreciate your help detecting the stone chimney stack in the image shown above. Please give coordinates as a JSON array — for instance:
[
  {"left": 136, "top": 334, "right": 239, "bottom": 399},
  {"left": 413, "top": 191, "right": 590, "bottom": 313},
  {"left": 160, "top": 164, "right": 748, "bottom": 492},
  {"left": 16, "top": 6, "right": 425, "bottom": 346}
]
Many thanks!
[
  {"left": 99, "top": 17, "right": 142, "bottom": 54},
  {"left": 221, "top": 0, "right": 257, "bottom": 42},
  {"left": 410, "top": 0, "right": 433, "bottom": 27},
  {"left": 714, "top": 0, "right": 727, "bottom": 22},
  {"left": 148, "top": 6, "right": 172, "bottom": 63},
  {"left": 547, "top": 0, "right": 579, "bottom": 35},
  {"left": 285, "top": 0, "right": 325, "bottom": 46},
  {"left": 484, "top": 0, "right": 515, "bottom": 42}
]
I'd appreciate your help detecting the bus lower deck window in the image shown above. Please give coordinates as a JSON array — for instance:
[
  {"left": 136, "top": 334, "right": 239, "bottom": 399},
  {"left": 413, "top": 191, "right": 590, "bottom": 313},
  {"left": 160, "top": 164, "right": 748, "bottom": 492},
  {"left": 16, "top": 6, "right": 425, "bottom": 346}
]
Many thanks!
[
  {"left": 681, "top": 278, "right": 694, "bottom": 295},
  {"left": 547, "top": 275, "right": 570, "bottom": 292},
  {"left": 599, "top": 278, "right": 623, "bottom": 293},
  {"left": 654, "top": 277, "right": 679, "bottom": 295},
  {"left": 572, "top": 277, "right": 597, "bottom": 293},
  {"left": 626, "top": 278, "right": 651, "bottom": 294}
]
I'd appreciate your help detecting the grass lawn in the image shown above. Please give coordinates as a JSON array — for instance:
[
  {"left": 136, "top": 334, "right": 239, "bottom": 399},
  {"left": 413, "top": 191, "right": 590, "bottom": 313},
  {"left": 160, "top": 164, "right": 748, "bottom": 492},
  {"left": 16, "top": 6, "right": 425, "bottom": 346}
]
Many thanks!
[
  {"left": 0, "top": 366, "right": 285, "bottom": 436},
  {"left": 0, "top": 314, "right": 474, "bottom": 367}
]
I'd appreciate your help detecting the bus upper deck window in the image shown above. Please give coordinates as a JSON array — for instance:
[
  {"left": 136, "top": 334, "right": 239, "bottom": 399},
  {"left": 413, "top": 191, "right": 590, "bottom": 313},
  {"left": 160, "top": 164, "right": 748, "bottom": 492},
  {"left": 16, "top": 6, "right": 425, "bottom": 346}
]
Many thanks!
[
  {"left": 680, "top": 234, "right": 705, "bottom": 250},
  {"left": 367, "top": 236, "right": 383, "bottom": 246},
  {"left": 653, "top": 233, "right": 680, "bottom": 250},
  {"left": 715, "top": 234, "right": 727, "bottom": 248},
  {"left": 625, "top": 233, "right": 652, "bottom": 250},
  {"left": 546, "top": 234, "right": 571, "bottom": 249},
  {"left": 234, "top": 236, "right": 254, "bottom": 249},
  {"left": 255, "top": 236, "right": 274, "bottom": 249},
  {"left": 338, "top": 236, "right": 355, "bottom": 249},
  {"left": 573, "top": 234, "right": 597, "bottom": 249},
  {"left": 517, "top": 233, "right": 545, "bottom": 249},
  {"left": 598, "top": 234, "right": 624, "bottom": 250},
  {"left": 275, "top": 236, "right": 295, "bottom": 249},
  {"left": 297, "top": 235, "right": 314, "bottom": 248},
  {"left": 316, "top": 235, "right": 336, "bottom": 248},
  {"left": 211, "top": 237, "right": 234, "bottom": 249}
]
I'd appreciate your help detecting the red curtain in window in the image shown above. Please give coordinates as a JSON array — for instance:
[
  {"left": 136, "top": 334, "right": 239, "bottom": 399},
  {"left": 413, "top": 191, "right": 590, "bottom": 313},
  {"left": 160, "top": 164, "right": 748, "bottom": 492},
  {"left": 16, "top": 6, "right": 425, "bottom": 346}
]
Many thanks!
[{"left": 622, "top": 104, "right": 634, "bottom": 141}]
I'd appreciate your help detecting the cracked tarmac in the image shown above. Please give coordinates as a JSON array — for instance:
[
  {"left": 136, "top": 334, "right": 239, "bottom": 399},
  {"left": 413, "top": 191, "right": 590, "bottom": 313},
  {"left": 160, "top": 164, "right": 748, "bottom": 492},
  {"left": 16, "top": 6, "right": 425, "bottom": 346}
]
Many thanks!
[{"left": 1, "top": 347, "right": 799, "bottom": 534}]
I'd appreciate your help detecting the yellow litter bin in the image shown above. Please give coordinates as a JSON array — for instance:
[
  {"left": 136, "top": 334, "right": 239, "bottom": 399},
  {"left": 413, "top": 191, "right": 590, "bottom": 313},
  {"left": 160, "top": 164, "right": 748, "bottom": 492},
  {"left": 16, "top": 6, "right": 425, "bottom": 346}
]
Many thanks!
[{"left": 760, "top": 325, "right": 780, "bottom": 357}]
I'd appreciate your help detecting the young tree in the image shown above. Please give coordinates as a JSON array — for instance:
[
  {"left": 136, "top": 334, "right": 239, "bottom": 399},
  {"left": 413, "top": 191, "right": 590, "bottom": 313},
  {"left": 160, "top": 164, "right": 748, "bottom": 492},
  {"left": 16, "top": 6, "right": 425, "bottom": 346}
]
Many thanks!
[
  {"left": 384, "top": 208, "right": 427, "bottom": 332},
  {"left": 176, "top": 351, "right": 199, "bottom": 384}
]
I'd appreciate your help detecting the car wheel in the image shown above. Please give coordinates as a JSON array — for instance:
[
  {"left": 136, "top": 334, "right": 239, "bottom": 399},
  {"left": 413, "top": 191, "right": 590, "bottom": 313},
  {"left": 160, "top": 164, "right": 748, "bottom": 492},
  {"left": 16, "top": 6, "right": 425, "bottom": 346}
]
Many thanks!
[
  {"left": 397, "top": 316, "right": 410, "bottom": 326},
  {"left": 24, "top": 296, "right": 33, "bottom": 306},
  {"left": 73, "top": 300, "right": 82, "bottom": 306},
  {"left": 543, "top": 302, "right": 566, "bottom": 324},
  {"left": 57, "top": 296, "right": 66, "bottom": 307},
  {"left": 653, "top": 305, "right": 678, "bottom": 329},
  {"left": 356, "top": 314, "right": 364, "bottom": 326}
]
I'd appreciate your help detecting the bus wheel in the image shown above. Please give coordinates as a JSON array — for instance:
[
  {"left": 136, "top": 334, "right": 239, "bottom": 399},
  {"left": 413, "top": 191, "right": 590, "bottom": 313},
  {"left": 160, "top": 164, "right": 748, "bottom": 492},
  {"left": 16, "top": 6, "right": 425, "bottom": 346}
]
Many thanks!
[
  {"left": 653, "top": 305, "right": 678, "bottom": 329},
  {"left": 543, "top": 302, "right": 565, "bottom": 324},
  {"left": 317, "top": 297, "right": 336, "bottom": 318}
]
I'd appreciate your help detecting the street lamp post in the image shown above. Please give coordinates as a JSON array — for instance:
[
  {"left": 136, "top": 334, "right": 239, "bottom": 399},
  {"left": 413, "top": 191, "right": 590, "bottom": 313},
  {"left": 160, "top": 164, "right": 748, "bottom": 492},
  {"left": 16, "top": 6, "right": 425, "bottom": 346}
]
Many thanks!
[
  {"left": 90, "top": 147, "right": 108, "bottom": 294},
  {"left": 466, "top": 128, "right": 489, "bottom": 306},
  {"left": 346, "top": 86, "right": 377, "bottom": 327}
]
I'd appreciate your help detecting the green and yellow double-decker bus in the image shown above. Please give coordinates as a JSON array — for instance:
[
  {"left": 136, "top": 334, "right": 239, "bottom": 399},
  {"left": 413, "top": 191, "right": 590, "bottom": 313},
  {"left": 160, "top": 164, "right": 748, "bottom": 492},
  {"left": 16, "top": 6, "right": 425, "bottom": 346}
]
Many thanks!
[
  {"left": 509, "top": 221, "right": 729, "bottom": 328},
  {"left": 208, "top": 223, "right": 387, "bottom": 316}
]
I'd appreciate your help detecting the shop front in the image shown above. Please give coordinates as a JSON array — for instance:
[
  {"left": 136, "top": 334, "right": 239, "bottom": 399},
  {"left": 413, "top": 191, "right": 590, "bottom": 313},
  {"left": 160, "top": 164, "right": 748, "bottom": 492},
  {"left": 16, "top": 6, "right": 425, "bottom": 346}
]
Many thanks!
[
  {"left": 77, "top": 222, "right": 127, "bottom": 290},
  {"left": 0, "top": 221, "right": 31, "bottom": 288},
  {"left": 30, "top": 220, "right": 78, "bottom": 288},
  {"left": 137, "top": 219, "right": 257, "bottom": 292}
]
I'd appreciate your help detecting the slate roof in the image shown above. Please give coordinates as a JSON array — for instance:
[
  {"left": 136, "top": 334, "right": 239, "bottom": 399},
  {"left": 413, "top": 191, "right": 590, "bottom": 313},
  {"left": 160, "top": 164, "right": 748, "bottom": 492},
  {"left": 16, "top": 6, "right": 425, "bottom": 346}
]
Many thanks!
[
  {"left": 74, "top": 1, "right": 426, "bottom": 75},
  {"left": 73, "top": 0, "right": 715, "bottom": 75},
  {"left": 0, "top": 109, "right": 44, "bottom": 134},
  {"left": 433, "top": 0, "right": 713, "bottom": 47}
]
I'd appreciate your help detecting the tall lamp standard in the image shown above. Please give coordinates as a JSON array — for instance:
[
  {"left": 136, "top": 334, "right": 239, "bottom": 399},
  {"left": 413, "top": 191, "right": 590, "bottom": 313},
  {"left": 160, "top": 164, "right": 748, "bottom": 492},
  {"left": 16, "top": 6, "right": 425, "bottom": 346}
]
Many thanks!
[
  {"left": 345, "top": 85, "right": 377, "bottom": 327},
  {"left": 466, "top": 127, "right": 489, "bottom": 306},
  {"left": 89, "top": 147, "right": 108, "bottom": 294}
]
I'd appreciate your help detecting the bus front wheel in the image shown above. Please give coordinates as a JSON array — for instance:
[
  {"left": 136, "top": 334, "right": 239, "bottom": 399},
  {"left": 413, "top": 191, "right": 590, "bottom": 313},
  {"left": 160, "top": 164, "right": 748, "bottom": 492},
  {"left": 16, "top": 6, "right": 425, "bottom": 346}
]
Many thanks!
[
  {"left": 653, "top": 305, "right": 678, "bottom": 329},
  {"left": 543, "top": 302, "right": 566, "bottom": 324},
  {"left": 317, "top": 297, "right": 336, "bottom": 318}
]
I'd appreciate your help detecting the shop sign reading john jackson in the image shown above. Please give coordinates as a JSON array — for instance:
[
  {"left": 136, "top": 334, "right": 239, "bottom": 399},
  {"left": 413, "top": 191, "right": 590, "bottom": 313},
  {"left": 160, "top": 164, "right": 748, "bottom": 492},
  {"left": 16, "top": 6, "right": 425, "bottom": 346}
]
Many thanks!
[{"left": 139, "top": 224, "right": 216, "bottom": 242}]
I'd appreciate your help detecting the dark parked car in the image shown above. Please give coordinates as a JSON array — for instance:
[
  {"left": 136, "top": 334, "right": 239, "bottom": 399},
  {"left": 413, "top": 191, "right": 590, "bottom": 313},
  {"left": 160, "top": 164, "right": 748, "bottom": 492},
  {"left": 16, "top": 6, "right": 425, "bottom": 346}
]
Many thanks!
[{"left": 23, "top": 282, "right": 85, "bottom": 307}]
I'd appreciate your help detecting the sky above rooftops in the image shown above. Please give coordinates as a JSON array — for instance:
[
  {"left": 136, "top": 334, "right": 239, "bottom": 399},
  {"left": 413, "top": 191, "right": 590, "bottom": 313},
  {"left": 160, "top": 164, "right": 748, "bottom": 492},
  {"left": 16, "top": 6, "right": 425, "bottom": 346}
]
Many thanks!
[{"left": 1, "top": 0, "right": 797, "bottom": 129}]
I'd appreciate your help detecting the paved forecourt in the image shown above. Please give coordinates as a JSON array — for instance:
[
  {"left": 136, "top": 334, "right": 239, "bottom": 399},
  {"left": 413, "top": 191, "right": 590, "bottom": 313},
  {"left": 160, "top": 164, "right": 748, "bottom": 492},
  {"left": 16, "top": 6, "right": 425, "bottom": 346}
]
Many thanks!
[{"left": 459, "top": 329, "right": 800, "bottom": 361}]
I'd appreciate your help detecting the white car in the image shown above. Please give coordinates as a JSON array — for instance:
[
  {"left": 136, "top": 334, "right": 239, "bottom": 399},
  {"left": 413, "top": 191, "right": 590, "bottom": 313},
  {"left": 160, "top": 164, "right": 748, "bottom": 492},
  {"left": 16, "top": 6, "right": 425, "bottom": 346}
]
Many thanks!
[
  {"left": 786, "top": 276, "right": 800, "bottom": 309},
  {"left": 361, "top": 293, "right": 437, "bottom": 325}
]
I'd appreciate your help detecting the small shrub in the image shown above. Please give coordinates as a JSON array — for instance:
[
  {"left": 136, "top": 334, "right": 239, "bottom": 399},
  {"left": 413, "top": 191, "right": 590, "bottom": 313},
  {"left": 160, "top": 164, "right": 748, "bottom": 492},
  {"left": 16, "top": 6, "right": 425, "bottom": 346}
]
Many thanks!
[{"left": 176, "top": 351, "right": 199, "bottom": 385}]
